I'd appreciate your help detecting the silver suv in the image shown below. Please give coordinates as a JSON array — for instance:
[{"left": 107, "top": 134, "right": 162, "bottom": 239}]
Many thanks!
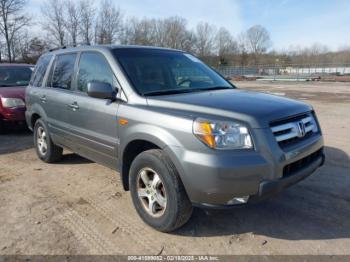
[{"left": 26, "top": 45, "right": 325, "bottom": 232}]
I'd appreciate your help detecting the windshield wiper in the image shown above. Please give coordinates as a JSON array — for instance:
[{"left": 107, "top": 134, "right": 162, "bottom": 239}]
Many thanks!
[
  {"left": 143, "top": 86, "right": 233, "bottom": 96},
  {"left": 194, "top": 86, "right": 233, "bottom": 92},
  {"left": 143, "top": 89, "right": 196, "bottom": 96}
]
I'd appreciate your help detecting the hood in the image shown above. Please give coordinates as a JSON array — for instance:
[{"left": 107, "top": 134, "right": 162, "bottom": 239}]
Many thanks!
[
  {"left": 0, "top": 86, "right": 26, "bottom": 100},
  {"left": 147, "top": 89, "right": 312, "bottom": 128}
]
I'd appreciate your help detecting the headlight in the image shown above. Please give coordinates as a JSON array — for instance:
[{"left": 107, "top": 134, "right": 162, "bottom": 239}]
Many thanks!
[
  {"left": 193, "top": 118, "right": 253, "bottom": 149},
  {"left": 1, "top": 98, "right": 25, "bottom": 108}
]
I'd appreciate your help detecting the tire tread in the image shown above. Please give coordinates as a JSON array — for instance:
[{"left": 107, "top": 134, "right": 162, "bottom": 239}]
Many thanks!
[
  {"left": 129, "top": 149, "right": 193, "bottom": 232},
  {"left": 150, "top": 149, "right": 193, "bottom": 231}
]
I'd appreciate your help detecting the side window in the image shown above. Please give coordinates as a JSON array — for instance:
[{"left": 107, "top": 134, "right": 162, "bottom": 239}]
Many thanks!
[
  {"left": 51, "top": 53, "right": 77, "bottom": 90},
  {"left": 77, "top": 52, "right": 115, "bottom": 92},
  {"left": 30, "top": 55, "right": 52, "bottom": 87}
]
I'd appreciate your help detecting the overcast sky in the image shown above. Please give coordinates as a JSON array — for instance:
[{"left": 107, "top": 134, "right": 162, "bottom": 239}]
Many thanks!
[{"left": 28, "top": 0, "right": 350, "bottom": 51}]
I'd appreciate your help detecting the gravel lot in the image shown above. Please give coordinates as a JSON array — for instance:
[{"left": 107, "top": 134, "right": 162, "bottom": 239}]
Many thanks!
[{"left": 0, "top": 81, "right": 349, "bottom": 255}]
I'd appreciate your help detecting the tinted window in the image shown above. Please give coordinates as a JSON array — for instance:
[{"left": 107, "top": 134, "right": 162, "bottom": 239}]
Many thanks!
[
  {"left": 77, "top": 52, "right": 114, "bottom": 92},
  {"left": 30, "top": 55, "right": 52, "bottom": 87},
  {"left": 113, "top": 49, "right": 232, "bottom": 96},
  {"left": 0, "top": 66, "right": 33, "bottom": 87},
  {"left": 171, "top": 64, "right": 212, "bottom": 86},
  {"left": 51, "top": 53, "right": 77, "bottom": 90}
]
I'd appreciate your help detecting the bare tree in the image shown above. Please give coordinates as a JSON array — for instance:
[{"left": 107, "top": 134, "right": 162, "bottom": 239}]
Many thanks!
[
  {"left": 159, "top": 16, "right": 191, "bottom": 50},
  {"left": 95, "top": 0, "right": 123, "bottom": 44},
  {"left": 119, "top": 18, "right": 132, "bottom": 45},
  {"left": 64, "top": 0, "right": 80, "bottom": 46},
  {"left": 20, "top": 36, "right": 49, "bottom": 63},
  {"left": 121, "top": 16, "right": 195, "bottom": 52},
  {"left": 180, "top": 30, "right": 196, "bottom": 53},
  {"left": 79, "top": 0, "right": 95, "bottom": 45},
  {"left": 246, "top": 25, "right": 271, "bottom": 54},
  {"left": 308, "top": 43, "right": 329, "bottom": 56},
  {"left": 0, "top": 40, "right": 3, "bottom": 61},
  {"left": 237, "top": 32, "right": 249, "bottom": 66},
  {"left": 215, "top": 27, "right": 238, "bottom": 64},
  {"left": 0, "top": 0, "right": 30, "bottom": 62},
  {"left": 245, "top": 25, "right": 271, "bottom": 64},
  {"left": 11, "top": 29, "right": 26, "bottom": 61},
  {"left": 195, "top": 22, "right": 216, "bottom": 57},
  {"left": 41, "top": 0, "right": 66, "bottom": 46},
  {"left": 123, "top": 17, "right": 157, "bottom": 46}
]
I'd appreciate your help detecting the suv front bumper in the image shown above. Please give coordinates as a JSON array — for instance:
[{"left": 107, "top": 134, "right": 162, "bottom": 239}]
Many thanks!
[
  {"left": 200, "top": 150, "right": 324, "bottom": 209},
  {"left": 251, "top": 149, "right": 324, "bottom": 202},
  {"left": 165, "top": 132, "right": 324, "bottom": 208}
]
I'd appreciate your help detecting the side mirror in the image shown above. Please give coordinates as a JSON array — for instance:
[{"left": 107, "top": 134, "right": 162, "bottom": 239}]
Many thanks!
[{"left": 87, "top": 81, "right": 117, "bottom": 100}]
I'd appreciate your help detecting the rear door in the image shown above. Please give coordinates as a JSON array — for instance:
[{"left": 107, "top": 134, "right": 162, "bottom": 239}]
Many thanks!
[
  {"left": 65, "top": 51, "right": 120, "bottom": 169},
  {"left": 27, "top": 54, "right": 53, "bottom": 118},
  {"left": 44, "top": 52, "right": 79, "bottom": 150}
]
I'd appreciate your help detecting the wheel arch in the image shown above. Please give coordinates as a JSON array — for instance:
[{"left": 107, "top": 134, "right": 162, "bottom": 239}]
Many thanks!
[
  {"left": 28, "top": 104, "right": 48, "bottom": 130},
  {"left": 31, "top": 113, "right": 41, "bottom": 129},
  {"left": 120, "top": 139, "right": 162, "bottom": 191},
  {"left": 119, "top": 124, "right": 184, "bottom": 191}
]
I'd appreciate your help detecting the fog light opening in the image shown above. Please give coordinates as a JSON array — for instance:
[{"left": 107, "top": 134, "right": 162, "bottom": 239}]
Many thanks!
[{"left": 227, "top": 196, "right": 250, "bottom": 205}]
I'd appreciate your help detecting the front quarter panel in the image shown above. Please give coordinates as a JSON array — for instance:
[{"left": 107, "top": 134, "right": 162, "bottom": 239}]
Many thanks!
[
  {"left": 118, "top": 103, "right": 194, "bottom": 152},
  {"left": 118, "top": 102, "right": 202, "bottom": 196}
]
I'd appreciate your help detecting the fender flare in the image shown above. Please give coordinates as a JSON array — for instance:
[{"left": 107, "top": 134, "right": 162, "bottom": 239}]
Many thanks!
[
  {"left": 119, "top": 124, "right": 184, "bottom": 190},
  {"left": 27, "top": 104, "right": 48, "bottom": 129}
]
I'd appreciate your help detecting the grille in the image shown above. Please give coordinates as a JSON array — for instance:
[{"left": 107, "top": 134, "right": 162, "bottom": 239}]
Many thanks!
[
  {"left": 270, "top": 113, "right": 318, "bottom": 148},
  {"left": 283, "top": 148, "right": 324, "bottom": 178}
]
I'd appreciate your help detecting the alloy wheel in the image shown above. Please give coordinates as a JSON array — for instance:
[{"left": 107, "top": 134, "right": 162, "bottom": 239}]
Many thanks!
[
  {"left": 37, "top": 126, "right": 48, "bottom": 156},
  {"left": 136, "top": 167, "right": 167, "bottom": 217}
]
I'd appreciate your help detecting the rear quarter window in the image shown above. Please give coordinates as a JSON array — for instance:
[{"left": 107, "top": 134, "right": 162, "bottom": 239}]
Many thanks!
[{"left": 30, "top": 55, "right": 52, "bottom": 87}]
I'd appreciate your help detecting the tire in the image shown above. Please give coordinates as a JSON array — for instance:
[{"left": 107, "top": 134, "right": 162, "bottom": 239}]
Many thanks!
[
  {"left": 34, "top": 119, "right": 63, "bottom": 163},
  {"left": 129, "top": 149, "right": 193, "bottom": 232}
]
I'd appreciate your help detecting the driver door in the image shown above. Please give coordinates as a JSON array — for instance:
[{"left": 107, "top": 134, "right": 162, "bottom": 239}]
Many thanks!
[{"left": 66, "top": 51, "right": 120, "bottom": 169}]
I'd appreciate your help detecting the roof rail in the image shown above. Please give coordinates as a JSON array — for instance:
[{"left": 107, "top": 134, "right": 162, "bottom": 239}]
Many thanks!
[
  {"left": 48, "top": 43, "right": 91, "bottom": 52},
  {"left": 49, "top": 46, "right": 67, "bottom": 52}
]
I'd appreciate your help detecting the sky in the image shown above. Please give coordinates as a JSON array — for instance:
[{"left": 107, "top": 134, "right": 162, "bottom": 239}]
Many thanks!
[{"left": 28, "top": 0, "right": 350, "bottom": 51}]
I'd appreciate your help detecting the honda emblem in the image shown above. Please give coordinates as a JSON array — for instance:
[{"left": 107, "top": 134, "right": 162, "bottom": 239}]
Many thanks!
[{"left": 297, "top": 121, "right": 306, "bottom": 138}]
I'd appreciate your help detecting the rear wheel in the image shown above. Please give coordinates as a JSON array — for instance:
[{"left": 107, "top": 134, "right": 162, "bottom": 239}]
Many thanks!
[
  {"left": 34, "top": 119, "right": 63, "bottom": 163},
  {"left": 129, "top": 149, "right": 193, "bottom": 232}
]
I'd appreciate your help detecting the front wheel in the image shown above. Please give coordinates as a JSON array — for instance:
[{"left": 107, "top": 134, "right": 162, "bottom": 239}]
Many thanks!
[
  {"left": 129, "top": 149, "right": 193, "bottom": 232},
  {"left": 34, "top": 119, "right": 63, "bottom": 163}
]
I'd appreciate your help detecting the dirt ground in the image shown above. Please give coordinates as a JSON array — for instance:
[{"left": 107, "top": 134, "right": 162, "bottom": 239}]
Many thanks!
[{"left": 0, "top": 81, "right": 349, "bottom": 255}]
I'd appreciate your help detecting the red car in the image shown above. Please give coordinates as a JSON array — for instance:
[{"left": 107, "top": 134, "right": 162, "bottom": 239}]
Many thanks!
[{"left": 0, "top": 64, "right": 33, "bottom": 132}]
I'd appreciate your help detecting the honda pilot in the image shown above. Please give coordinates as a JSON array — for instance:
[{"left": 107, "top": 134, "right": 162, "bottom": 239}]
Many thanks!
[{"left": 25, "top": 46, "right": 325, "bottom": 232}]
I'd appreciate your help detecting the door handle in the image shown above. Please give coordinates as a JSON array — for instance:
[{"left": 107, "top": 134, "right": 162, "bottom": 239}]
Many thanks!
[
  {"left": 69, "top": 102, "right": 79, "bottom": 110},
  {"left": 40, "top": 95, "right": 47, "bottom": 103}
]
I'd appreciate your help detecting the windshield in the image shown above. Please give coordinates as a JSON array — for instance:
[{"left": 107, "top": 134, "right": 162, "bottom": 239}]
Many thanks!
[
  {"left": 0, "top": 66, "right": 33, "bottom": 87},
  {"left": 113, "top": 49, "right": 233, "bottom": 96}
]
